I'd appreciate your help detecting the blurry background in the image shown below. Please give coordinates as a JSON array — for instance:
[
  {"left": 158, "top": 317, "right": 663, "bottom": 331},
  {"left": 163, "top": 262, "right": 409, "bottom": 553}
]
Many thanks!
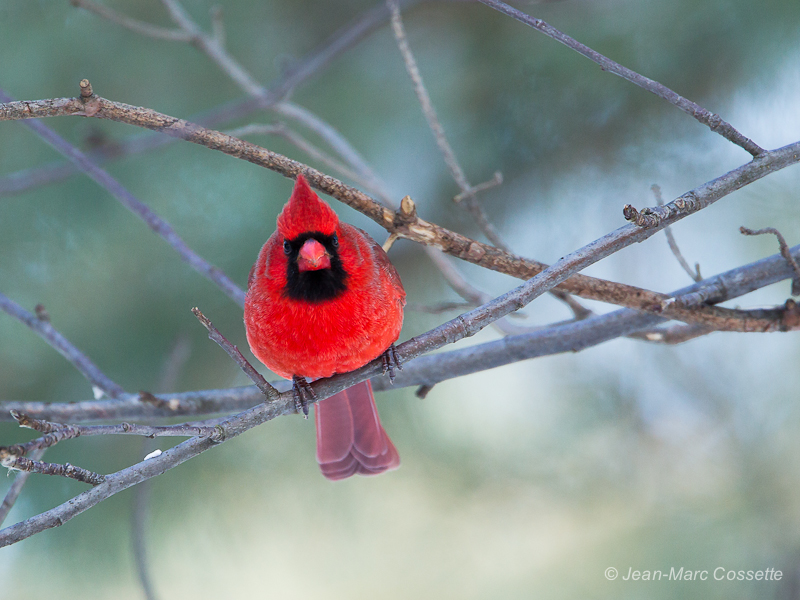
[{"left": 1, "top": 0, "right": 800, "bottom": 598}]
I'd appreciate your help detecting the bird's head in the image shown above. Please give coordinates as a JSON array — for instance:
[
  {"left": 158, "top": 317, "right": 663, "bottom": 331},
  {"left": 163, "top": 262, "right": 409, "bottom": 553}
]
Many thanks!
[{"left": 276, "top": 174, "right": 347, "bottom": 301}]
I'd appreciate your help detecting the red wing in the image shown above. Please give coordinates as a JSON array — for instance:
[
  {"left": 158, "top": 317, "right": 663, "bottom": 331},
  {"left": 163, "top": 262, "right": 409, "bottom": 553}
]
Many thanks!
[{"left": 355, "top": 226, "right": 406, "bottom": 305}]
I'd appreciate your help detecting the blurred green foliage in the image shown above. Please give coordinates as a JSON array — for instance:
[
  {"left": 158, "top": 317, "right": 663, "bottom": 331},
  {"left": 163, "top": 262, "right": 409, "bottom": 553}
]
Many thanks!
[{"left": 1, "top": 0, "right": 800, "bottom": 598}]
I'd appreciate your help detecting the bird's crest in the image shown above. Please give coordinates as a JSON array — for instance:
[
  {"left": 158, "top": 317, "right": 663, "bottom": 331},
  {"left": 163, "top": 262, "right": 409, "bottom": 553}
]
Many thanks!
[{"left": 277, "top": 174, "right": 339, "bottom": 239}]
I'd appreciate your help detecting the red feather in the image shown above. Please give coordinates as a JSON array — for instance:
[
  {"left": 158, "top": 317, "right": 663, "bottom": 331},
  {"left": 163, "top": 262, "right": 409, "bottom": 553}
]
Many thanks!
[{"left": 244, "top": 175, "right": 405, "bottom": 480}]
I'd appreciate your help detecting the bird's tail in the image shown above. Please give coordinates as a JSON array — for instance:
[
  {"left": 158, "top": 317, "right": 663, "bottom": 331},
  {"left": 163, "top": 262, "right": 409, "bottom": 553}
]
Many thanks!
[{"left": 314, "top": 380, "right": 400, "bottom": 480}]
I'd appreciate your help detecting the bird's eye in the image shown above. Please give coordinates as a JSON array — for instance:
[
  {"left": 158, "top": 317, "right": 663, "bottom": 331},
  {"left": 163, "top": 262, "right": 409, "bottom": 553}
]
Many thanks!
[
  {"left": 283, "top": 239, "right": 291, "bottom": 255},
  {"left": 331, "top": 233, "right": 339, "bottom": 248}
]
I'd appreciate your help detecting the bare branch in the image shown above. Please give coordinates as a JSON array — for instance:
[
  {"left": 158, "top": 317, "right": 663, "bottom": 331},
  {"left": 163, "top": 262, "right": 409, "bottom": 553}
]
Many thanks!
[
  {"left": 628, "top": 323, "right": 715, "bottom": 345},
  {"left": 0, "top": 294, "right": 125, "bottom": 399},
  {"left": 191, "top": 308, "right": 280, "bottom": 403},
  {"left": 5, "top": 239, "right": 795, "bottom": 425},
  {"left": 7, "top": 412, "right": 223, "bottom": 449},
  {"left": 653, "top": 184, "right": 702, "bottom": 282},
  {"left": 388, "top": 0, "right": 509, "bottom": 250},
  {"left": 227, "top": 123, "right": 366, "bottom": 187},
  {"left": 2, "top": 0, "right": 427, "bottom": 199},
  {"left": 0, "top": 88, "right": 245, "bottom": 308},
  {"left": 476, "top": 0, "right": 765, "bottom": 157},
  {"left": 0, "top": 448, "right": 45, "bottom": 527},
  {"left": 1, "top": 454, "right": 105, "bottom": 486},
  {"left": 2, "top": 89, "right": 799, "bottom": 323},
  {"left": 741, "top": 226, "right": 800, "bottom": 295},
  {"left": 70, "top": 0, "right": 191, "bottom": 41},
  {"left": 453, "top": 171, "right": 504, "bottom": 203},
  {"left": 4, "top": 239, "right": 800, "bottom": 546}
]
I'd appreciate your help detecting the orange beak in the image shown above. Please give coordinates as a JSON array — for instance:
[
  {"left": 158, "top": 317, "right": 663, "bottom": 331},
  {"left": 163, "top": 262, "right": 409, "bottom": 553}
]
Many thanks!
[{"left": 297, "top": 238, "right": 331, "bottom": 272}]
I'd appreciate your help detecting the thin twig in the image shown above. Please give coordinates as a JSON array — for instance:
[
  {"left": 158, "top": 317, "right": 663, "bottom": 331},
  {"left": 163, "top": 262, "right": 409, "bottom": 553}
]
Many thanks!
[
  {"left": 227, "top": 123, "right": 365, "bottom": 187},
  {"left": 388, "top": 0, "right": 509, "bottom": 250},
  {"left": 6, "top": 412, "right": 223, "bottom": 454},
  {"left": 70, "top": 0, "right": 191, "bottom": 41},
  {"left": 388, "top": 1, "right": 566, "bottom": 327},
  {"left": 190, "top": 308, "right": 280, "bottom": 403},
  {"left": 653, "top": 184, "right": 702, "bottom": 282},
  {"left": 131, "top": 446, "right": 159, "bottom": 600},
  {"left": 453, "top": 172, "right": 504, "bottom": 203},
  {"left": 0, "top": 447, "right": 46, "bottom": 527},
  {"left": 3, "top": 1, "right": 420, "bottom": 198},
  {"left": 1, "top": 455, "right": 105, "bottom": 486},
  {"left": 741, "top": 226, "right": 800, "bottom": 295},
  {"left": 0, "top": 294, "right": 125, "bottom": 399},
  {"left": 476, "top": 0, "right": 765, "bottom": 157},
  {"left": 0, "top": 88, "right": 245, "bottom": 308}
]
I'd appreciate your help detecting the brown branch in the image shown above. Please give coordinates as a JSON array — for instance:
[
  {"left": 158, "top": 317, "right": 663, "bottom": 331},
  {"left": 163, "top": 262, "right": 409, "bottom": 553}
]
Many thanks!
[
  {"left": 658, "top": 299, "right": 800, "bottom": 333},
  {"left": 0, "top": 294, "right": 125, "bottom": 399},
  {"left": 2, "top": 88, "right": 799, "bottom": 327},
  {"left": 741, "top": 226, "right": 800, "bottom": 295},
  {"left": 476, "top": 0, "right": 765, "bottom": 157}
]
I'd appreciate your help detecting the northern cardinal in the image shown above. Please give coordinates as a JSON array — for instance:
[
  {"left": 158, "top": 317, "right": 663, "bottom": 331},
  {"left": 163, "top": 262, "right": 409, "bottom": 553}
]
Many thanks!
[{"left": 244, "top": 174, "right": 405, "bottom": 480}]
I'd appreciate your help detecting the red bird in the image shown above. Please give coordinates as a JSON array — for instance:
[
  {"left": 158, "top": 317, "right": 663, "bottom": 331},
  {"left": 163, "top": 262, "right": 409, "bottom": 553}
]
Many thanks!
[{"left": 244, "top": 174, "right": 405, "bottom": 480}]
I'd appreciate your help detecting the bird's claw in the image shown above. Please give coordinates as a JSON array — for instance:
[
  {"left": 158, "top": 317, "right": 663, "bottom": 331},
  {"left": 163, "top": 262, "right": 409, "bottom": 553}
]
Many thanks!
[
  {"left": 380, "top": 344, "right": 403, "bottom": 384},
  {"left": 292, "top": 375, "right": 316, "bottom": 418}
]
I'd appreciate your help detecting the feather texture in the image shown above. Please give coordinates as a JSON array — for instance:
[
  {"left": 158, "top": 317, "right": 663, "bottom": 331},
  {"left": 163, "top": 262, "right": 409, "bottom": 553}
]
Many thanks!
[{"left": 244, "top": 175, "right": 405, "bottom": 480}]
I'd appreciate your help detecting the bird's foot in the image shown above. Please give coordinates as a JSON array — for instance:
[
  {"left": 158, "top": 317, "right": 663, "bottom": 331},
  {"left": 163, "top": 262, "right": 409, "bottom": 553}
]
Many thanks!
[
  {"left": 292, "top": 375, "right": 316, "bottom": 418},
  {"left": 380, "top": 344, "right": 403, "bottom": 384}
]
